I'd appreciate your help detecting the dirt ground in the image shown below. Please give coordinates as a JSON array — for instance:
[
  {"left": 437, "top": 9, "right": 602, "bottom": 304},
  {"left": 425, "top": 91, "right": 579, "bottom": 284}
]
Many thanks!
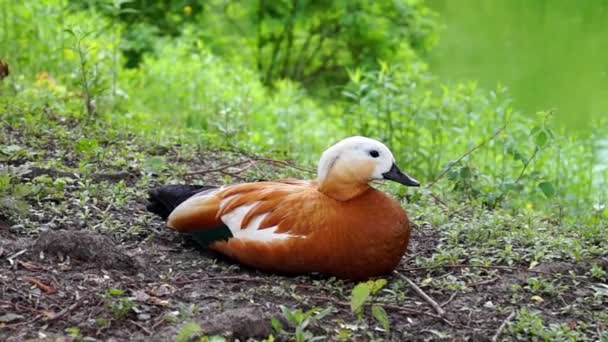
[
  {"left": 1, "top": 116, "right": 606, "bottom": 341},
  {"left": 0, "top": 214, "right": 488, "bottom": 341},
  {"left": 3, "top": 212, "right": 603, "bottom": 342}
]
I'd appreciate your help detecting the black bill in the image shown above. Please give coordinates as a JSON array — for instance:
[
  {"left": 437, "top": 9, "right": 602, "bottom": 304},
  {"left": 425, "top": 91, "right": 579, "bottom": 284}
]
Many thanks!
[{"left": 382, "top": 163, "right": 420, "bottom": 187}]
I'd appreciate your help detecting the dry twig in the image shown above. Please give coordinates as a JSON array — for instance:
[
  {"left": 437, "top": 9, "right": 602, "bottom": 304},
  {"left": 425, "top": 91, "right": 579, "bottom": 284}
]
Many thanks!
[
  {"left": 24, "top": 276, "right": 57, "bottom": 295},
  {"left": 428, "top": 126, "right": 506, "bottom": 187},
  {"left": 394, "top": 271, "right": 445, "bottom": 316},
  {"left": 172, "top": 275, "right": 270, "bottom": 286},
  {"left": 401, "top": 264, "right": 555, "bottom": 276},
  {"left": 44, "top": 301, "right": 80, "bottom": 322},
  {"left": 184, "top": 157, "right": 314, "bottom": 177},
  {"left": 129, "top": 320, "right": 153, "bottom": 336},
  {"left": 491, "top": 311, "right": 516, "bottom": 342}
]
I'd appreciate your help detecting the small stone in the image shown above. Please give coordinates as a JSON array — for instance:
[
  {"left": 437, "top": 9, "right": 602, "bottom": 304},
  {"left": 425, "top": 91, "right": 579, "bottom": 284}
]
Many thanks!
[
  {"left": 483, "top": 301, "right": 494, "bottom": 308},
  {"left": 0, "top": 313, "right": 25, "bottom": 323},
  {"left": 137, "top": 313, "right": 151, "bottom": 321}
]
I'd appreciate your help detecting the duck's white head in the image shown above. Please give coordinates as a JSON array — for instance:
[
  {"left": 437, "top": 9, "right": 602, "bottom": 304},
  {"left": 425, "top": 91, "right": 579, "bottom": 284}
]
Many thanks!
[{"left": 317, "top": 136, "right": 419, "bottom": 199}]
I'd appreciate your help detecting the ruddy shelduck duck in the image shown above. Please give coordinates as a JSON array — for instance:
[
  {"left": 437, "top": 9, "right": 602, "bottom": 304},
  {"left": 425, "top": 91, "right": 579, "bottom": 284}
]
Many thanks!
[{"left": 147, "top": 136, "right": 420, "bottom": 280}]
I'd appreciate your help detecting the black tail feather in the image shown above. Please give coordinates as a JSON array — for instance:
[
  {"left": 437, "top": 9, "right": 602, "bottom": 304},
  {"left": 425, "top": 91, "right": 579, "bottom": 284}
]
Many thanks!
[{"left": 146, "top": 184, "right": 217, "bottom": 220}]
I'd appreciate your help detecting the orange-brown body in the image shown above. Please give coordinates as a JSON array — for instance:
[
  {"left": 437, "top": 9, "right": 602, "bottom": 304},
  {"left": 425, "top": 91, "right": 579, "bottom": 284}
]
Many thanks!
[{"left": 168, "top": 180, "right": 410, "bottom": 280}]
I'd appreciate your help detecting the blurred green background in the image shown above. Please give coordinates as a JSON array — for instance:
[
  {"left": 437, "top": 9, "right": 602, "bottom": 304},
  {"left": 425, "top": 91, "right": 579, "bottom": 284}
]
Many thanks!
[
  {"left": 1, "top": 0, "right": 607, "bottom": 214},
  {"left": 428, "top": 0, "right": 608, "bottom": 130}
]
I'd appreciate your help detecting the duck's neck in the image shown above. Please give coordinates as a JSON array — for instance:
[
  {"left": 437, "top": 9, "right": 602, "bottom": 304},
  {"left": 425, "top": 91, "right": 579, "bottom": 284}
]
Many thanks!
[{"left": 318, "top": 175, "right": 371, "bottom": 201}]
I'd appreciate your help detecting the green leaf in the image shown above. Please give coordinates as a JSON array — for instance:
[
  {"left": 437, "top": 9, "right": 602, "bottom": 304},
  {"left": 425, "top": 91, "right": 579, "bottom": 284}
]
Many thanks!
[
  {"left": 371, "top": 305, "right": 390, "bottom": 333},
  {"left": 65, "top": 327, "right": 81, "bottom": 336},
  {"left": 313, "top": 306, "right": 334, "bottom": 321},
  {"left": 106, "top": 288, "right": 124, "bottom": 297},
  {"left": 538, "top": 181, "right": 556, "bottom": 198},
  {"left": 459, "top": 166, "right": 473, "bottom": 179},
  {"left": 76, "top": 138, "right": 99, "bottom": 155},
  {"left": 271, "top": 317, "right": 283, "bottom": 333},
  {"left": 175, "top": 321, "right": 202, "bottom": 342},
  {"left": 280, "top": 305, "right": 299, "bottom": 324},
  {"left": 350, "top": 282, "right": 371, "bottom": 316},
  {"left": 371, "top": 279, "right": 387, "bottom": 294},
  {"left": 200, "top": 336, "right": 226, "bottom": 342},
  {"left": 531, "top": 126, "right": 552, "bottom": 148},
  {"left": 0, "top": 145, "right": 22, "bottom": 155}
]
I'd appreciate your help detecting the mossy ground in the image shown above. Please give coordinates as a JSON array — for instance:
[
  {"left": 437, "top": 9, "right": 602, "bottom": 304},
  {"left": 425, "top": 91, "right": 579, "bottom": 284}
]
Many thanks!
[{"left": 1, "top": 111, "right": 607, "bottom": 341}]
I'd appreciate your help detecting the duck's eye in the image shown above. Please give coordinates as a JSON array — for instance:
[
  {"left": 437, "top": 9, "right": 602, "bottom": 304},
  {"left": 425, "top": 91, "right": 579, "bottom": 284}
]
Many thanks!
[{"left": 369, "top": 150, "right": 380, "bottom": 158}]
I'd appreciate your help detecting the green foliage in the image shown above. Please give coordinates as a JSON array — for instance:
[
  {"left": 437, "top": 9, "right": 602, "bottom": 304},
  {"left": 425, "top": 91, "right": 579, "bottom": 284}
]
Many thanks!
[
  {"left": 174, "top": 321, "right": 202, "bottom": 342},
  {"left": 272, "top": 305, "right": 333, "bottom": 342},
  {"left": 103, "top": 288, "right": 134, "bottom": 320},
  {"left": 590, "top": 263, "right": 607, "bottom": 281},
  {"left": 120, "top": 27, "right": 334, "bottom": 157},
  {"left": 2, "top": 0, "right": 606, "bottom": 218},
  {"left": 0, "top": 170, "right": 38, "bottom": 217},
  {"left": 371, "top": 305, "right": 390, "bottom": 334},
  {"left": 509, "top": 308, "right": 585, "bottom": 341},
  {"left": 65, "top": 327, "right": 83, "bottom": 341},
  {"left": 350, "top": 279, "right": 387, "bottom": 321},
  {"left": 69, "top": 0, "right": 202, "bottom": 67},
  {"left": 249, "top": 0, "right": 438, "bottom": 89}
]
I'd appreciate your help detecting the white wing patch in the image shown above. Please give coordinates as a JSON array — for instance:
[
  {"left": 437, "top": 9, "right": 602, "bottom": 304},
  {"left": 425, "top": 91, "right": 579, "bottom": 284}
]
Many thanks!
[{"left": 219, "top": 198, "right": 292, "bottom": 242}]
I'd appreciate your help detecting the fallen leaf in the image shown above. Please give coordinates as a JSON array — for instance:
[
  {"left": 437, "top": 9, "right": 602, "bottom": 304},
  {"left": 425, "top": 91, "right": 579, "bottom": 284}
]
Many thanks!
[
  {"left": 150, "top": 283, "right": 175, "bottom": 297},
  {"left": 132, "top": 289, "right": 150, "bottom": 302},
  {"left": 147, "top": 296, "right": 170, "bottom": 307},
  {"left": 25, "top": 276, "right": 57, "bottom": 295},
  {"left": 530, "top": 295, "right": 544, "bottom": 304},
  {"left": 18, "top": 260, "right": 43, "bottom": 271}
]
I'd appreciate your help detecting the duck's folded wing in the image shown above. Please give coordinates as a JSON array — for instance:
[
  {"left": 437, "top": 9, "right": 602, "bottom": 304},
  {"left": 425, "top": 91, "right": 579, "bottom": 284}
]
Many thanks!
[
  {"left": 167, "top": 180, "right": 319, "bottom": 241},
  {"left": 169, "top": 180, "right": 313, "bottom": 238},
  {"left": 167, "top": 188, "right": 224, "bottom": 232}
]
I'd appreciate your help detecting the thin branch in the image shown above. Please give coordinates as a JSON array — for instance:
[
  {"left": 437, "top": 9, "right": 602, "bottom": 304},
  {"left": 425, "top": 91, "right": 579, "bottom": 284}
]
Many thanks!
[
  {"left": 400, "top": 264, "right": 555, "bottom": 276},
  {"left": 428, "top": 126, "right": 506, "bottom": 187},
  {"left": 254, "top": 157, "right": 315, "bottom": 174},
  {"left": 428, "top": 191, "right": 449, "bottom": 208},
  {"left": 183, "top": 160, "right": 251, "bottom": 176},
  {"left": 256, "top": 0, "right": 265, "bottom": 74},
  {"left": 514, "top": 146, "right": 540, "bottom": 184},
  {"left": 171, "top": 275, "right": 270, "bottom": 286},
  {"left": 44, "top": 301, "right": 80, "bottom": 322},
  {"left": 492, "top": 311, "right": 516, "bottom": 342},
  {"left": 293, "top": 27, "right": 319, "bottom": 79},
  {"left": 394, "top": 271, "right": 445, "bottom": 316},
  {"left": 280, "top": 0, "right": 299, "bottom": 79},
  {"left": 129, "top": 320, "right": 153, "bottom": 336},
  {"left": 441, "top": 292, "right": 458, "bottom": 307},
  {"left": 184, "top": 157, "right": 314, "bottom": 177}
]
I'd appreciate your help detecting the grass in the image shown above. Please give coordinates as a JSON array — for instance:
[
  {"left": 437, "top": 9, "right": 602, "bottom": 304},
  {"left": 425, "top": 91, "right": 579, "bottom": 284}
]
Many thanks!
[{"left": 1, "top": 104, "right": 607, "bottom": 341}]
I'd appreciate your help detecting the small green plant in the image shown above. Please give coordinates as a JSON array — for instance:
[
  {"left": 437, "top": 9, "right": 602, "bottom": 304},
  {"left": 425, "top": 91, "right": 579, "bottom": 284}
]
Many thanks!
[
  {"left": 0, "top": 170, "right": 39, "bottom": 217},
  {"left": 104, "top": 288, "right": 134, "bottom": 320},
  {"left": 590, "top": 263, "right": 607, "bottom": 280},
  {"left": 174, "top": 321, "right": 202, "bottom": 342},
  {"left": 65, "top": 327, "right": 82, "bottom": 341},
  {"left": 509, "top": 308, "right": 584, "bottom": 340},
  {"left": 271, "top": 305, "right": 333, "bottom": 342},
  {"left": 524, "top": 277, "right": 559, "bottom": 297},
  {"left": 350, "top": 279, "right": 391, "bottom": 334},
  {"left": 64, "top": 26, "right": 109, "bottom": 116}
]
